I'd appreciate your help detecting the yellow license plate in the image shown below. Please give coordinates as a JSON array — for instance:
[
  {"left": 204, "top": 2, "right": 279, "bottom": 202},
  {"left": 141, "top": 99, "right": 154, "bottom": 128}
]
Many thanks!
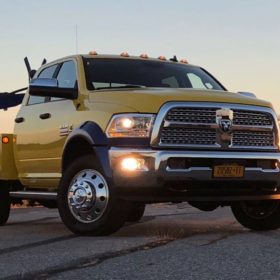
[{"left": 213, "top": 165, "right": 244, "bottom": 178}]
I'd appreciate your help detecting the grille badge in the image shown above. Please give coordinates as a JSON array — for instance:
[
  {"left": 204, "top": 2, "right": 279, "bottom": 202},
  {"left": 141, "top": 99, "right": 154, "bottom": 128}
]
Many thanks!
[
  {"left": 216, "top": 108, "right": 233, "bottom": 146},
  {"left": 216, "top": 108, "right": 233, "bottom": 132}
]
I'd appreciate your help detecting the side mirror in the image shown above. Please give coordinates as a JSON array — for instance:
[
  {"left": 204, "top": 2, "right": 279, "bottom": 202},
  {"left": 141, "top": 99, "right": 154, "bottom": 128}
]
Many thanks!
[
  {"left": 29, "top": 78, "right": 78, "bottom": 100},
  {"left": 238, "top": 91, "right": 257, "bottom": 99}
]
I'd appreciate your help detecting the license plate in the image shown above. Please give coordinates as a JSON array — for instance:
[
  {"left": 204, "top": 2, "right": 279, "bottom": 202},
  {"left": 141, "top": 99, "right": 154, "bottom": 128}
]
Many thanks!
[{"left": 213, "top": 165, "right": 244, "bottom": 178}]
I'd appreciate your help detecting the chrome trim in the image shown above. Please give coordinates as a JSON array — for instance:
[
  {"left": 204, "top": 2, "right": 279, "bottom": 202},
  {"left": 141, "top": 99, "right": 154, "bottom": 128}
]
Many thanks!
[
  {"left": 166, "top": 166, "right": 280, "bottom": 173},
  {"left": 150, "top": 102, "right": 279, "bottom": 150},
  {"left": 109, "top": 147, "right": 280, "bottom": 188},
  {"left": 163, "top": 121, "right": 273, "bottom": 132},
  {"left": 9, "top": 191, "right": 57, "bottom": 200}
]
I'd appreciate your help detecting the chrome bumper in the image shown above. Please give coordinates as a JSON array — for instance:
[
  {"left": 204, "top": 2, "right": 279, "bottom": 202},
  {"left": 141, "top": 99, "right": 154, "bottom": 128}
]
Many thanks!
[{"left": 109, "top": 148, "right": 280, "bottom": 188}]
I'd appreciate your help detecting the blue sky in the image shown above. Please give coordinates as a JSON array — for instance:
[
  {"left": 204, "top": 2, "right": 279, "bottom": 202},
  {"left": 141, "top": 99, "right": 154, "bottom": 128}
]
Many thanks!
[{"left": 1, "top": 0, "right": 280, "bottom": 131}]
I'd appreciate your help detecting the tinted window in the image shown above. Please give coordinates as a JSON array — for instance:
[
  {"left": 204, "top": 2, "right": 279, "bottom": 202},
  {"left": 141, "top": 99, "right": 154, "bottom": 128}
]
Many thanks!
[
  {"left": 38, "top": 65, "right": 57, "bottom": 79},
  {"left": 57, "top": 61, "right": 77, "bottom": 88},
  {"left": 48, "top": 61, "right": 77, "bottom": 102},
  {"left": 187, "top": 73, "right": 214, "bottom": 89},
  {"left": 161, "top": 76, "right": 179, "bottom": 87},
  {"left": 83, "top": 58, "right": 225, "bottom": 91}
]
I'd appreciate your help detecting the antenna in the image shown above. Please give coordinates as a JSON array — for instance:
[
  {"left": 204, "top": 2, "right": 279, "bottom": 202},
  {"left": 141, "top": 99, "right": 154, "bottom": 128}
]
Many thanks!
[
  {"left": 169, "top": 55, "right": 178, "bottom": 62},
  {"left": 75, "top": 24, "right": 78, "bottom": 54}
]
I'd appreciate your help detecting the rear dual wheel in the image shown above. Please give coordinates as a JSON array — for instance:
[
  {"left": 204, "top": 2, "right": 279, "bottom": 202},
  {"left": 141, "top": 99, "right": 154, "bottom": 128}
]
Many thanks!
[{"left": 58, "top": 155, "right": 126, "bottom": 236}]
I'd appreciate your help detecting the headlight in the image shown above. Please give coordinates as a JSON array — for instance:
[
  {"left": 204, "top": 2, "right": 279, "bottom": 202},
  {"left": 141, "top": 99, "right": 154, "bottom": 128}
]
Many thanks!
[{"left": 106, "top": 114, "right": 155, "bottom": 138}]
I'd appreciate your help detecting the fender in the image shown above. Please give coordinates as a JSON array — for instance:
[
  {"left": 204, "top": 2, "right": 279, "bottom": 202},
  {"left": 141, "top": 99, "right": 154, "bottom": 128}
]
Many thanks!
[{"left": 62, "top": 121, "right": 112, "bottom": 179}]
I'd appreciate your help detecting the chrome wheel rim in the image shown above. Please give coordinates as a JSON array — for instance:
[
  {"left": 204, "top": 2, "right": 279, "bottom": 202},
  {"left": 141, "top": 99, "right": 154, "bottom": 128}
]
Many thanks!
[{"left": 67, "top": 169, "right": 109, "bottom": 223}]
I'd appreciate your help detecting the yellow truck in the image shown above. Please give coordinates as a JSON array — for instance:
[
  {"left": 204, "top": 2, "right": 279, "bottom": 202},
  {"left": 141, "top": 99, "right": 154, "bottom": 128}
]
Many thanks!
[{"left": 1, "top": 52, "right": 280, "bottom": 235}]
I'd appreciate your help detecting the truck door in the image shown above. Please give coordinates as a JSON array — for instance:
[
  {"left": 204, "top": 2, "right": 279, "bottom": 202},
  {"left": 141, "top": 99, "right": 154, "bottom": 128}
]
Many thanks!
[{"left": 14, "top": 60, "right": 78, "bottom": 189}]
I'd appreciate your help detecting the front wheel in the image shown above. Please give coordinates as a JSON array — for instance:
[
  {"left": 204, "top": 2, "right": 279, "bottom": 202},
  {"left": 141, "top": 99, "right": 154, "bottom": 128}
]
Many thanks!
[
  {"left": 58, "top": 155, "right": 126, "bottom": 236},
  {"left": 0, "top": 187, "right": 11, "bottom": 226},
  {"left": 231, "top": 200, "right": 280, "bottom": 231}
]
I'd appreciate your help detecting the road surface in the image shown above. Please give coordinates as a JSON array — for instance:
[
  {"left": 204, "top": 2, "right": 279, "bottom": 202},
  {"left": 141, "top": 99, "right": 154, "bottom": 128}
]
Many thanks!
[{"left": 0, "top": 203, "right": 279, "bottom": 279}]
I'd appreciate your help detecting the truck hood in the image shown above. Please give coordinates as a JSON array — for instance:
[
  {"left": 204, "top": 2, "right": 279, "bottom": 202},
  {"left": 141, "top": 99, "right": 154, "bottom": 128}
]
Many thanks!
[{"left": 89, "top": 88, "right": 273, "bottom": 113}]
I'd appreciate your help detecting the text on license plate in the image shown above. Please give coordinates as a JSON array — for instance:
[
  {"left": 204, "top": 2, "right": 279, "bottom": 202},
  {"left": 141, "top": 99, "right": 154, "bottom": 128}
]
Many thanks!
[{"left": 213, "top": 165, "right": 244, "bottom": 178}]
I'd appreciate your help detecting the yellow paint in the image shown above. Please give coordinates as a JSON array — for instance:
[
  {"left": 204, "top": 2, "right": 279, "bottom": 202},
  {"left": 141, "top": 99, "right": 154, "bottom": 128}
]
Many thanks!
[{"left": 4, "top": 54, "right": 274, "bottom": 189}]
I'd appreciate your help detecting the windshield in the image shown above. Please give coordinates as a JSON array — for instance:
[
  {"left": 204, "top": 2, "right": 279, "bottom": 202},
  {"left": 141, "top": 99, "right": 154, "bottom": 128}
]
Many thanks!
[{"left": 83, "top": 58, "right": 225, "bottom": 91}]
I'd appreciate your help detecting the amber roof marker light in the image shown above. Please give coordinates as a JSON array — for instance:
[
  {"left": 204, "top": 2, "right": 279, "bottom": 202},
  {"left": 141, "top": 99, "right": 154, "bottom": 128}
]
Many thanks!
[
  {"left": 158, "top": 56, "right": 167, "bottom": 61},
  {"left": 89, "top": 50, "right": 98, "bottom": 55},
  {"left": 140, "top": 53, "right": 149, "bottom": 59},
  {"left": 120, "top": 52, "right": 130, "bottom": 57},
  {"left": 180, "top": 59, "right": 189, "bottom": 64}
]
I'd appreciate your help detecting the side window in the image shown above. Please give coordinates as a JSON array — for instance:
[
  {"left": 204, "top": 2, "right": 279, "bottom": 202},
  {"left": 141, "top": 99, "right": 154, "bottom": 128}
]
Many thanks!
[
  {"left": 38, "top": 65, "right": 57, "bottom": 79},
  {"left": 57, "top": 61, "right": 77, "bottom": 88},
  {"left": 50, "top": 61, "right": 77, "bottom": 102},
  {"left": 27, "top": 65, "right": 57, "bottom": 105}
]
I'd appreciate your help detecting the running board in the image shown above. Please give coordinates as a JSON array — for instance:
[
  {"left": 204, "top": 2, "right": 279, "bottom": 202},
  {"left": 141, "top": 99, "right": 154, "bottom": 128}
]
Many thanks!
[{"left": 9, "top": 191, "right": 57, "bottom": 200}]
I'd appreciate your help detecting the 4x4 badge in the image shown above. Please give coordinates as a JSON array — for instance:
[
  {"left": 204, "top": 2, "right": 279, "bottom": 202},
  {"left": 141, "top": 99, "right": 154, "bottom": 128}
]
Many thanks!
[{"left": 59, "top": 124, "right": 73, "bottom": 137}]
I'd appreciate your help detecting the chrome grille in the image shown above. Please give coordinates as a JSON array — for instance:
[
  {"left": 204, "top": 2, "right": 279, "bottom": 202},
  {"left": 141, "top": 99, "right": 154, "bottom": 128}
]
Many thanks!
[
  {"left": 156, "top": 103, "right": 278, "bottom": 150},
  {"left": 161, "top": 127, "right": 216, "bottom": 146},
  {"left": 166, "top": 107, "right": 273, "bottom": 126},
  {"left": 166, "top": 108, "right": 216, "bottom": 124},
  {"left": 233, "top": 110, "right": 273, "bottom": 126},
  {"left": 232, "top": 131, "right": 274, "bottom": 147}
]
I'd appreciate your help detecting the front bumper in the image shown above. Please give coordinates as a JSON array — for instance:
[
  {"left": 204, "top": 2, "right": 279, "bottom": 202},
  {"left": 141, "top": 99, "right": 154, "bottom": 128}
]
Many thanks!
[{"left": 109, "top": 148, "right": 280, "bottom": 201}]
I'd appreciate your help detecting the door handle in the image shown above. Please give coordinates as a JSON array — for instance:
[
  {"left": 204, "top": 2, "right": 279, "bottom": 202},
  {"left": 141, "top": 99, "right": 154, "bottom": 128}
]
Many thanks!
[
  {"left": 15, "top": 117, "right": 25, "bottom": 123},
  {"left": 39, "top": 113, "right": 51, "bottom": 120}
]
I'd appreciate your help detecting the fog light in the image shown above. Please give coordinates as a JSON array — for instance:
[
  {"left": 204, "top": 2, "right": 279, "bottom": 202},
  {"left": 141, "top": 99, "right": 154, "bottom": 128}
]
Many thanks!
[{"left": 121, "top": 158, "right": 148, "bottom": 172}]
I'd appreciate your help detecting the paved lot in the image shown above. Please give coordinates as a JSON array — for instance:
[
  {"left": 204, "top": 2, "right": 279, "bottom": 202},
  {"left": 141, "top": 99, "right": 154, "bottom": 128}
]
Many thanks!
[{"left": 0, "top": 203, "right": 280, "bottom": 279}]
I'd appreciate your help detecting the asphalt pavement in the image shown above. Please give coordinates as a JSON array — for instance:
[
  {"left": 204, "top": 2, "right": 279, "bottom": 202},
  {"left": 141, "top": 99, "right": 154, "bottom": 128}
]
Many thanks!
[{"left": 0, "top": 203, "right": 279, "bottom": 280}]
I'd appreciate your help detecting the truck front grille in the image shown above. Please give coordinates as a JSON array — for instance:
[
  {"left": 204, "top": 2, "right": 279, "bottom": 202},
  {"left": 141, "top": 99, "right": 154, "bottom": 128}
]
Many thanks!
[
  {"left": 161, "top": 127, "right": 216, "bottom": 146},
  {"left": 154, "top": 103, "right": 277, "bottom": 151},
  {"left": 233, "top": 110, "right": 273, "bottom": 126},
  {"left": 166, "top": 108, "right": 216, "bottom": 124},
  {"left": 232, "top": 131, "right": 274, "bottom": 147},
  {"left": 166, "top": 107, "right": 273, "bottom": 127}
]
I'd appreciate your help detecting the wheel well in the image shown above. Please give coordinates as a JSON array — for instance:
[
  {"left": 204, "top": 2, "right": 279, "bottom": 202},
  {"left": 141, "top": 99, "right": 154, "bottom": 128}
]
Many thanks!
[{"left": 62, "top": 137, "right": 94, "bottom": 172}]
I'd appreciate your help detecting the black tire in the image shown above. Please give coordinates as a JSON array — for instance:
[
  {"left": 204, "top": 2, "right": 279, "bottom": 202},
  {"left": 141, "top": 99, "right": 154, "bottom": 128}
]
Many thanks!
[
  {"left": 38, "top": 200, "right": 58, "bottom": 209},
  {"left": 0, "top": 187, "right": 10, "bottom": 226},
  {"left": 58, "top": 155, "right": 126, "bottom": 236},
  {"left": 231, "top": 200, "right": 280, "bottom": 231},
  {"left": 125, "top": 202, "right": 146, "bottom": 222}
]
